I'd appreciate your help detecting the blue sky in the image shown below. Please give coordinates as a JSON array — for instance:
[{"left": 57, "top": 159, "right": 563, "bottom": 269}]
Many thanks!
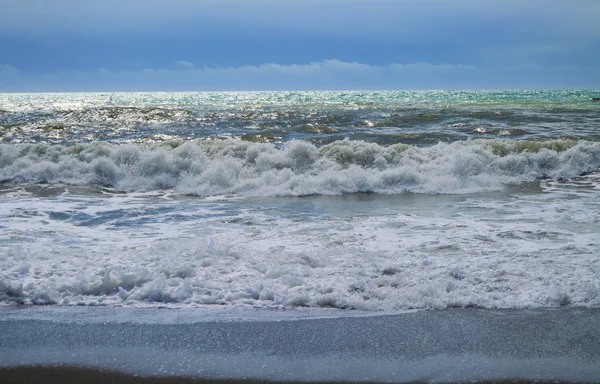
[{"left": 1, "top": 0, "right": 599, "bottom": 91}]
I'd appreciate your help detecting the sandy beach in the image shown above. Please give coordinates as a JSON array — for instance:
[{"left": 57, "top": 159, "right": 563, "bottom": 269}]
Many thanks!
[
  {"left": 1, "top": 365, "right": 592, "bottom": 384},
  {"left": 1, "top": 366, "right": 302, "bottom": 384},
  {"left": 1, "top": 365, "right": 387, "bottom": 384},
  {"left": 1, "top": 307, "right": 599, "bottom": 383}
]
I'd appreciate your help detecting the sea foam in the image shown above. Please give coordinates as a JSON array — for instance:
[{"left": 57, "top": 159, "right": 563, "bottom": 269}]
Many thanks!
[
  {"left": 1, "top": 187, "right": 599, "bottom": 310},
  {"left": 1, "top": 139, "right": 598, "bottom": 196}
]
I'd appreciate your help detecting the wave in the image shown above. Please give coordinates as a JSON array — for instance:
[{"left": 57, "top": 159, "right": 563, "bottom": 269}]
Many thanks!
[{"left": 1, "top": 139, "right": 599, "bottom": 196}]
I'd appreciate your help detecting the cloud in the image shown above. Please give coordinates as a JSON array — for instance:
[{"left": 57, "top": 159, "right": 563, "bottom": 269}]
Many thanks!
[
  {"left": 3, "top": 0, "right": 598, "bottom": 44},
  {"left": 2, "top": 0, "right": 598, "bottom": 81},
  {"left": 175, "top": 61, "right": 195, "bottom": 70},
  {"left": 0, "top": 59, "right": 597, "bottom": 92},
  {"left": 0, "top": 60, "right": 485, "bottom": 92}
]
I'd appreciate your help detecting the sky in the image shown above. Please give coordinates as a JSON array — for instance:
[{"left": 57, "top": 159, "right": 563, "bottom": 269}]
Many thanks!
[{"left": 1, "top": 0, "right": 599, "bottom": 92}]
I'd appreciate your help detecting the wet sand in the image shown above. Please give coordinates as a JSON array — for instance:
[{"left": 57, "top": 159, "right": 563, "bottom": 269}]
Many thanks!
[
  {"left": 0, "top": 365, "right": 352, "bottom": 384},
  {"left": 0, "top": 365, "right": 593, "bottom": 384},
  {"left": 1, "top": 308, "right": 599, "bottom": 383}
]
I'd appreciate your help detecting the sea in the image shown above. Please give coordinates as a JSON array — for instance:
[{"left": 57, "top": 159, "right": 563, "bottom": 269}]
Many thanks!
[{"left": 1, "top": 90, "right": 599, "bottom": 311}]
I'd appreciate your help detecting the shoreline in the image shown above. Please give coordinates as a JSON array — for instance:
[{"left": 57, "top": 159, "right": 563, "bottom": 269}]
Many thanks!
[
  {"left": 0, "top": 365, "right": 373, "bottom": 384},
  {"left": 0, "top": 365, "right": 593, "bottom": 384},
  {"left": 1, "top": 308, "right": 599, "bottom": 383}
]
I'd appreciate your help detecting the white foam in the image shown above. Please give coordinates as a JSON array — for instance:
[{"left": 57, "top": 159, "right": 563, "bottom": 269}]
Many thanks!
[
  {"left": 1, "top": 179, "right": 599, "bottom": 309},
  {"left": 1, "top": 139, "right": 599, "bottom": 196}
]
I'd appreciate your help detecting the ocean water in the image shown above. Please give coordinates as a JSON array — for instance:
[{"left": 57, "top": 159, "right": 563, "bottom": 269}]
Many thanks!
[{"left": 1, "top": 90, "right": 599, "bottom": 310}]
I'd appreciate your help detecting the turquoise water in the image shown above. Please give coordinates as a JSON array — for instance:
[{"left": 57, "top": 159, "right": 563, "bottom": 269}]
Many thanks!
[{"left": 1, "top": 90, "right": 599, "bottom": 145}]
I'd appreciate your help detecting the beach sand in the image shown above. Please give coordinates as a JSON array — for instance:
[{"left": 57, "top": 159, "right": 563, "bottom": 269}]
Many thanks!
[
  {"left": 0, "top": 365, "right": 590, "bottom": 384},
  {"left": 0, "top": 365, "right": 365, "bottom": 384},
  {"left": 1, "top": 308, "right": 599, "bottom": 383}
]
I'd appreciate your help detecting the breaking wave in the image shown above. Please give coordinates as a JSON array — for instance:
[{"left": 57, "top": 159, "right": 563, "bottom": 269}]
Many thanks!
[{"left": 1, "top": 139, "right": 599, "bottom": 196}]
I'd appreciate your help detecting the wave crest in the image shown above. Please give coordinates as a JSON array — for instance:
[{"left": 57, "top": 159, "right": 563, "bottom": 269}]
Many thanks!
[{"left": 1, "top": 139, "right": 599, "bottom": 196}]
